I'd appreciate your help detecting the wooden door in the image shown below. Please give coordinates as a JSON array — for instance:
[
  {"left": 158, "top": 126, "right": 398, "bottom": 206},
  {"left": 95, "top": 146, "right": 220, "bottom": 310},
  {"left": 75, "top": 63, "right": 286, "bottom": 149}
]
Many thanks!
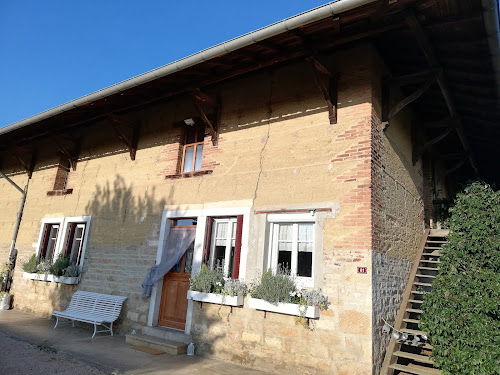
[{"left": 158, "top": 221, "right": 195, "bottom": 330}]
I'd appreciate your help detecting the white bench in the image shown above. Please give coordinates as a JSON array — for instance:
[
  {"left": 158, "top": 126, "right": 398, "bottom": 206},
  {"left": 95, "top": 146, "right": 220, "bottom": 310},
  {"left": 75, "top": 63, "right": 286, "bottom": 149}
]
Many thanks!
[{"left": 52, "top": 291, "right": 127, "bottom": 338}]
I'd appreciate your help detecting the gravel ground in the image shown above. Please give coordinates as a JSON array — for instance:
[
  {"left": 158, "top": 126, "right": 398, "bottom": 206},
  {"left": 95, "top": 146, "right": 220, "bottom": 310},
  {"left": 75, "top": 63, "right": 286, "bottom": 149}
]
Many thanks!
[{"left": 0, "top": 331, "right": 108, "bottom": 375}]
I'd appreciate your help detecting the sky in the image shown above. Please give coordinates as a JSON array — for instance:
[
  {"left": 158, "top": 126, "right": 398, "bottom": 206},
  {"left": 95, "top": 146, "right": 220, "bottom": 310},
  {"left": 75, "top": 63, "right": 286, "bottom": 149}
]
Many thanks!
[{"left": 0, "top": 1, "right": 329, "bottom": 128}]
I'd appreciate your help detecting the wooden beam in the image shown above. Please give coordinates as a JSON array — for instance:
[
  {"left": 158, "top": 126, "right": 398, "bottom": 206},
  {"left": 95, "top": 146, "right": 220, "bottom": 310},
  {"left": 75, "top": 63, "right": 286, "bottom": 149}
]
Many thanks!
[
  {"left": 388, "top": 75, "right": 436, "bottom": 120},
  {"left": 307, "top": 57, "right": 337, "bottom": 125},
  {"left": 388, "top": 68, "right": 441, "bottom": 86},
  {"left": 422, "top": 127, "right": 455, "bottom": 153},
  {"left": 191, "top": 88, "right": 217, "bottom": 108},
  {"left": 109, "top": 115, "right": 141, "bottom": 160},
  {"left": 191, "top": 95, "right": 218, "bottom": 146},
  {"left": 445, "top": 155, "right": 468, "bottom": 176},
  {"left": 9, "top": 152, "right": 34, "bottom": 178}
]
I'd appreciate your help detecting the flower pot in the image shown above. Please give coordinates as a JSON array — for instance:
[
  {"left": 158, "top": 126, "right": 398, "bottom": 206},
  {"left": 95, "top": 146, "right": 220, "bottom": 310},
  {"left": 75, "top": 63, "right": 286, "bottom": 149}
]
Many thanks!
[
  {"left": 187, "top": 290, "right": 244, "bottom": 306},
  {"left": 247, "top": 297, "right": 320, "bottom": 318},
  {"left": 22, "top": 272, "right": 79, "bottom": 285},
  {"left": 0, "top": 294, "right": 11, "bottom": 310}
]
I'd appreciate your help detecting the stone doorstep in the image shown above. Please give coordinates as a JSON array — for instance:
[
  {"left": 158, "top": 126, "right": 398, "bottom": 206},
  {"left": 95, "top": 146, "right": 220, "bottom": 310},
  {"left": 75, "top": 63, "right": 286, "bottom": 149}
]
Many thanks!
[
  {"left": 142, "top": 326, "right": 192, "bottom": 344},
  {"left": 125, "top": 334, "right": 188, "bottom": 355}
]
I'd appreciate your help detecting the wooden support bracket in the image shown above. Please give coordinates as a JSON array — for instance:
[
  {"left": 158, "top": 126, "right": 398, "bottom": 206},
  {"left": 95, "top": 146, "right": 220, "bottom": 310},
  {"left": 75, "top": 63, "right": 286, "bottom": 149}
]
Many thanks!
[
  {"left": 109, "top": 115, "right": 141, "bottom": 160},
  {"left": 307, "top": 57, "right": 337, "bottom": 125},
  {"left": 445, "top": 155, "right": 469, "bottom": 176},
  {"left": 10, "top": 151, "right": 36, "bottom": 179},
  {"left": 191, "top": 89, "right": 219, "bottom": 146},
  {"left": 388, "top": 75, "right": 436, "bottom": 120},
  {"left": 388, "top": 68, "right": 441, "bottom": 86},
  {"left": 55, "top": 140, "right": 80, "bottom": 171}
]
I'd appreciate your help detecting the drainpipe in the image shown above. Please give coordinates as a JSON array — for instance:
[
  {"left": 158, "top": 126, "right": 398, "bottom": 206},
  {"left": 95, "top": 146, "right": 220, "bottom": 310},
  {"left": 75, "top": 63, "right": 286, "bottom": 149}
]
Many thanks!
[{"left": 0, "top": 170, "right": 29, "bottom": 261}]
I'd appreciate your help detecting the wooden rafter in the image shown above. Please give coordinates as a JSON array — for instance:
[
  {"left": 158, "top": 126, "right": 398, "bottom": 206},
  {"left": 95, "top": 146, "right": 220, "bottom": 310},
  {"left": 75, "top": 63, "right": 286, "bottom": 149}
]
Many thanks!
[
  {"left": 109, "top": 115, "right": 141, "bottom": 160},
  {"left": 307, "top": 57, "right": 338, "bottom": 125},
  {"left": 388, "top": 68, "right": 441, "bottom": 86},
  {"left": 405, "top": 11, "right": 479, "bottom": 177},
  {"left": 445, "top": 155, "right": 469, "bottom": 176},
  {"left": 191, "top": 89, "right": 219, "bottom": 146}
]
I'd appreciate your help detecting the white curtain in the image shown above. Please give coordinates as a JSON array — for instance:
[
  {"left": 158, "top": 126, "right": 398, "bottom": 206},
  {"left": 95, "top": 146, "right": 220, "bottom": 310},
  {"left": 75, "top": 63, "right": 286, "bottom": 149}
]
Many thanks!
[{"left": 141, "top": 227, "right": 196, "bottom": 299}]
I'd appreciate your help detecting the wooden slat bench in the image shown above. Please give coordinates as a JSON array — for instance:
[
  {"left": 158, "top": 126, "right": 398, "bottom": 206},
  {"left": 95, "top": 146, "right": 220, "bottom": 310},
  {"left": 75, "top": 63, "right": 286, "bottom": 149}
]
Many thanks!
[{"left": 52, "top": 291, "right": 127, "bottom": 338}]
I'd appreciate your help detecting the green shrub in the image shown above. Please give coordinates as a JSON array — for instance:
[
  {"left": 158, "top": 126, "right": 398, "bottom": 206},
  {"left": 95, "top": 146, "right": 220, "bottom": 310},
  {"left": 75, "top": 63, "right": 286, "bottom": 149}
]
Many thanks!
[
  {"left": 190, "top": 264, "right": 224, "bottom": 293},
  {"left": 22, "top": 254, "right": 39, "bottom": 273},
  {"left": 49, "top": 256, "right": 71, "bottom": 277},
  {"left": 421, "top": 182, "right": 500, "bottom": 375},
  {"left": 250, "top": 269, "right": 296, "bottom": 305}
]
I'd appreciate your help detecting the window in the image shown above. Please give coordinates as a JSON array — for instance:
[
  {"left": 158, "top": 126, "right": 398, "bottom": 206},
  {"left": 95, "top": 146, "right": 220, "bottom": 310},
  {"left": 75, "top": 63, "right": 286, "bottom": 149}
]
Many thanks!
[
  {"left": 204, "top": 216, "right": 243, "bottom": 279},
  {"left": 36, "top": 217, "right": 91, "bottom": 272},
  {"left": 267, "top": 214, "right": 315, "bottom": 287},
  {"left": 53, "top": 156, "right": 70, "bottom": 190},
  {"left": 181, "top": 127, "right": 204, "bottom": 173}
]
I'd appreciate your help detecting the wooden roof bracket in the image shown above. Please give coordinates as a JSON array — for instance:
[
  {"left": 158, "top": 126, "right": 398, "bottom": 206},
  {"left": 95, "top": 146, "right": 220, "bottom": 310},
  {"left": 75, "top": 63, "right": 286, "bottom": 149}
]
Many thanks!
[
  {"left": 307, "top": 57, "right": 338, "bottom": 125},
  {"left": 445, "top": 154, "right": 469, "bottom": 176},
  {"left": 55, "top": 138, "right": 80, "bottom": 171},
  {"left": 190, "top": 88, "right": 219, "bottom": 146},
  {"left": 109, "top": 115, "right": 141, "bottom": 160},
  {"left": 388, "top": 75, "right": 436, "bottom": 121},
  {"left": 9, "top": 150, "right": 36, "bottom": 179}
]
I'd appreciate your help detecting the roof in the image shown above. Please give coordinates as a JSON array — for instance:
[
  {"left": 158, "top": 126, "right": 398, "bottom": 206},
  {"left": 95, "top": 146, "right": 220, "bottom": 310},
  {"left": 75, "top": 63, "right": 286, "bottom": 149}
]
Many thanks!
[{"left": 1, "top": 0, "right": 499, "bottom": 184}]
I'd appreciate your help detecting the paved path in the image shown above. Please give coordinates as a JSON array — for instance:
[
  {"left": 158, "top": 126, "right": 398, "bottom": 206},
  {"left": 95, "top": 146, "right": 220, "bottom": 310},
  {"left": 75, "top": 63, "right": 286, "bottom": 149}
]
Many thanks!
[{"left": 0, "top": 310, "right": 272, "bottom": 375}]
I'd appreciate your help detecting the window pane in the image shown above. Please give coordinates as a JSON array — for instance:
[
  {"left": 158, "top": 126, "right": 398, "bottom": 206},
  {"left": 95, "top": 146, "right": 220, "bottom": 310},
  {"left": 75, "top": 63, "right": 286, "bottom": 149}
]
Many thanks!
[
  {"left": 278, "top": 224, "right": 292, "bottom": 241},
  {"left": 184, "top": 241, "right": 194, "bottom": 274},
  {"left": 71, "top": 239, "right": 82, "bottom": 263},
  {"left": 297, "top": 252, "right": 312, "bottom": 277},
  {"left": 227, "top": 246, "right": 234, "bottom": 278},
  {"left": 214, "top": 246, "right": 225, "bottom": 269},
  {"left": 278, "top": 241, "right": 292, "bottom": 251},
  {"left": 183, "top": 146, "right": 195, "bottom": 173},
  {"left": 298, "top": 223, "right": 313, "bottom": 242},
  {"left": 278, "top": 251, "right": 292, "bottom": 273},
  {"left": 172, "top": 218, "right": 197, "bottom": 227},
  {"left": 216, "top": 222, "right": 228, "bottom": 239},
  {"left": 75, "top": 227, "right": 84, "bottom": 240},
  {"left": 194, "top": 144, "right": 203, "bottom": 171},
  {"left": 298, "top": 242, "right": 313, "bottom": 252}
]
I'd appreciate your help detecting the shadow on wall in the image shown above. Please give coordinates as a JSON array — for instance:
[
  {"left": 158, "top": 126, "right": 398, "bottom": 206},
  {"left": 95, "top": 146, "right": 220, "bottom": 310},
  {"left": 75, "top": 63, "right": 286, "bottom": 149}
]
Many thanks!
[{"left": 48, "top": 174, "right": 172, "bottom": 335}]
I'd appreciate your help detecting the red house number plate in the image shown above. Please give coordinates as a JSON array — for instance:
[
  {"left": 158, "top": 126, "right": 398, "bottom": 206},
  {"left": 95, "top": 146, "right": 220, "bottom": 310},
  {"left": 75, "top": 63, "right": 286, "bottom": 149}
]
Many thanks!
[{"left": 357, "top": 267, "right": 367, "bottom": 274}]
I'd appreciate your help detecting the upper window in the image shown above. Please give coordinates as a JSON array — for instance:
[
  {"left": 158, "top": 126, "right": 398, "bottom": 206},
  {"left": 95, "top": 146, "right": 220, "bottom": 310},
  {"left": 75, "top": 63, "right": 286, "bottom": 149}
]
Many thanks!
[
  {"left": 181, "top": 127, "right": 204, "bottom": 173},
  {"left": 267, "top": 214, "right": 315, "bottom": 287},
  {"left": 39, "top": 223, "right": 61, "bottom": 263},
  {"left": 63, "top": 223, "right": 87, "bottom": 267},
  {"left": 204, "top": 216, "right": 243, "bottom": 279}
]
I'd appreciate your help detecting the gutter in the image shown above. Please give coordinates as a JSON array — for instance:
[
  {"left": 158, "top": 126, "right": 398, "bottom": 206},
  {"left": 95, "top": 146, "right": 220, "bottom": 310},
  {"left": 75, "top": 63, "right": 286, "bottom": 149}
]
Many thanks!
[
  {"left": 0, "top": 170, "right": 28, "bottom": 261},
  {"left": 0, "top": 0, "right": 376, "bottom": 135},
  {"left": 482, "top": 0, "right": 500, "bottom": 98}
]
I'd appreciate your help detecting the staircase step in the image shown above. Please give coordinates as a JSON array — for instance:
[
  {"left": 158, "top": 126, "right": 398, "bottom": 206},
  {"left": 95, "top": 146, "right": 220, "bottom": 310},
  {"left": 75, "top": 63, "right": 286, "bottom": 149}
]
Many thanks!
[
  {"left": 142, "top": 326, "right": 192, "bottom": 344},
  {"left": 401, "top": 328, "right": 427, "bottom": 335},
  {"left": 389, "top": 363, "right": 441, "bottom": 375},
  {"left": 403, "top": 318, "right": 421, "bottom": 324},
  {"left": 393, "top": 351, "right": 435, "bottom": 365},
  {"left": 418, "top": 266, "right": 439, "bottom": 271},
  {"left": 416, "top": 274, "right": 436, "bottom": 279},
  {"left": 409, "top": 299, "right": 423, "bottom": 304},
  {"left": 125, "top": 334, "right": 187, "bottom": 355},
  {"left": 406, "top": 308, "right": 423, "bottom": 314},
  {"left": 429, "top": 229, "right": 449, "bottom": 236},
  {"left": 411, "top": 290, "right": 427, "bottom": 295},
  {"left": 420, "top": 260, "right": 441, "bottom": 264},
  {"left": 413, "top": 282, "right": 433, "bottom": 287},
  {"left": 400, "top": 340, "right": 434, "bottom": 350},
  {"left": 426, "top": 240, "right": 447, "bottom": 244},
  {"left": 422, "top": 252, "right": 441, "bottom": 257}
]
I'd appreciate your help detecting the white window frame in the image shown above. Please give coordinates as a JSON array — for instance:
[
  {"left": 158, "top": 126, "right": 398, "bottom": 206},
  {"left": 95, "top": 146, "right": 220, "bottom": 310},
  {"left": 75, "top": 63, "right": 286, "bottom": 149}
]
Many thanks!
[
  {"left": 35, "top": 216, "right": 91, "bottom": 273},
  {"left": 209, "top": 217, "right": 238, "bottom": 278},
  {"left": 267, "top": 213, "right": 315, "bottom": 288}
]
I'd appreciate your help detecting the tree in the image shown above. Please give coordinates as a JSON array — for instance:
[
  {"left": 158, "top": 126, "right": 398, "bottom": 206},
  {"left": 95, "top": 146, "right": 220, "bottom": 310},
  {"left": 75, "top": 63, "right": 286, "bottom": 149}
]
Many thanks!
[{"left": 421, "top": 182, "right": 499, "bottom": 374}]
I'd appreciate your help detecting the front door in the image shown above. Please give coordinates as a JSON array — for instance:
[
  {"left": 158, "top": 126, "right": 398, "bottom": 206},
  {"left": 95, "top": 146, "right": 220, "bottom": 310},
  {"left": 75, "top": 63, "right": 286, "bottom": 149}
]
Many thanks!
[{"left": 158, "top": 220, "right": 195, "bottom": 330}]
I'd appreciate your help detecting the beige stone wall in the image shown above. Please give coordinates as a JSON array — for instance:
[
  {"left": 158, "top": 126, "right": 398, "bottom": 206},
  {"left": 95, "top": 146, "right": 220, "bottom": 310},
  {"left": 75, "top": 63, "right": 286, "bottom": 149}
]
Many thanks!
[{"left": 0, "top": 43, "right": 395, "bottom": 374}]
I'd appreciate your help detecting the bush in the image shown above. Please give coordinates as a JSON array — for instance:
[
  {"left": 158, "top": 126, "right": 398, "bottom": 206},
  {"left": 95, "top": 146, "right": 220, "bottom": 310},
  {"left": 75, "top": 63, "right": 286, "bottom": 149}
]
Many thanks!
[
  {"left": 421, "top": 182, "right": 500, "bottom": 375},
  {"left": 63, "top": 264, "right": 80, "bottom": 278},
  {"left": 49, "top": 256, "right": 71, "bottom": 277},
  {"left": 22, "top": 254, "right": 39, "bottom": 273},
  {"left": 250, "top": 269, "right": 296, "bottom": 305},
  {"left": 189, "top": 264, "right": 224, "bottom": 294}
]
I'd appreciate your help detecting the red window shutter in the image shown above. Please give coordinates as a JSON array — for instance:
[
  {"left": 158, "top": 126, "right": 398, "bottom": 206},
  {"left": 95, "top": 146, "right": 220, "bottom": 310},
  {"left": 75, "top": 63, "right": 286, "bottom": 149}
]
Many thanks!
[
  {"left": 231, "top": 215, "right": 244, "bottom": 279},
  {"left": 63, "top": 223, "right": 77, "bottom": 257},
  {"left": 203, "top": 217, "right": 214, "bottom": 265},
  {"left": 39, "top": 224, "right": 51, "bottom": 259}
]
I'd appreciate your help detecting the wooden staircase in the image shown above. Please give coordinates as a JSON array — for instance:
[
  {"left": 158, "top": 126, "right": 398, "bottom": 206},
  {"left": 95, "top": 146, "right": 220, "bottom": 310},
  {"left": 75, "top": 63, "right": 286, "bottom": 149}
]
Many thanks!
[{"left": 380, "top": 229, "right": 449, "bottom": 375}]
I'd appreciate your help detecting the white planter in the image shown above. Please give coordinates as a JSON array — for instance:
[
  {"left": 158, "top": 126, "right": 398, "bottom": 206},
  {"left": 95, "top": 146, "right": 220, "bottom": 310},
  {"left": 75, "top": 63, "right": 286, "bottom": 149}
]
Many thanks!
[
  {"left": 248, "top": 297, "right": 320, "bottom": 318},
  {"left": 187, "top": 290, "right": 244, "bottom": 307},
  {"left": 0, "top": 294, "right": 11, "bottom": 310},
  {"left": 23, "top": 272, "right": 79, "bottom": 285}
]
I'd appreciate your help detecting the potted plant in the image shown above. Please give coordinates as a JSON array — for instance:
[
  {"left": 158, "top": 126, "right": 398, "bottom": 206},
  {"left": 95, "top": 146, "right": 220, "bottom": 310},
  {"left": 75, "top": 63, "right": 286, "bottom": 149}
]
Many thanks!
[
  {"left": 248, "top": 270, "right": 329, "bottom": 319},
  {"left": 187, "top": 265, "right": 246, "bottom": 306},
  {"left": 0, "top": 261, "right": 13, "bottom": 310},
  {"left": 22, "top": 254, "right": 80, "bottom": 284}
]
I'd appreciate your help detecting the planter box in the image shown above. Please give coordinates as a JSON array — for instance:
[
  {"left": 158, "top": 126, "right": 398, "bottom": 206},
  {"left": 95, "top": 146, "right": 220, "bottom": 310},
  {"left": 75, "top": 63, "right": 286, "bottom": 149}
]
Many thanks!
[
  {"left": 23, "top": 272, "right": 79, "bottom": 285},
  {"left": 187, "top": 290, "right": 244, "bottom": 307},
  {"left": 248, "top": 297, "right": 320, "bottom": 318}
]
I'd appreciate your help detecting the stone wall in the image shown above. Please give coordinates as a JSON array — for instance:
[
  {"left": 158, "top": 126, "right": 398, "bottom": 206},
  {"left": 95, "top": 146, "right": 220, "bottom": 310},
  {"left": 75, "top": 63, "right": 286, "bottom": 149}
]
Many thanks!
[{"left": 1, "top": 43, "right": 398, "bottom": 374}]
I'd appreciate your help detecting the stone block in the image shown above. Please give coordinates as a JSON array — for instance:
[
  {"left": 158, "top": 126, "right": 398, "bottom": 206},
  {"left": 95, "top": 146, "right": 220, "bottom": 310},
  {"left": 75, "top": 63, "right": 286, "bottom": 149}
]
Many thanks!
[{"left": 339, "top": 310, "right": 370, "bottom": 334}]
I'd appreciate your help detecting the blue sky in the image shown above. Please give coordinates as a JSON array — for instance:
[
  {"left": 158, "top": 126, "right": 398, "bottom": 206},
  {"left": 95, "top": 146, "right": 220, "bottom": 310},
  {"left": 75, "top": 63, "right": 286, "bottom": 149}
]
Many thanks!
[{"left": 0, "top": 1, "right": 328, "bottom": 127}]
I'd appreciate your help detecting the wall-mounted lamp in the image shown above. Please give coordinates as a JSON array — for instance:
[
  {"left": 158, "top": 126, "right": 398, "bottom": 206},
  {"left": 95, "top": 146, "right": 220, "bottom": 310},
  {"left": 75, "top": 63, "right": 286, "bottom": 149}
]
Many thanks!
[{"left": 184, "top": 118, "right": 195, "bottom": 126}]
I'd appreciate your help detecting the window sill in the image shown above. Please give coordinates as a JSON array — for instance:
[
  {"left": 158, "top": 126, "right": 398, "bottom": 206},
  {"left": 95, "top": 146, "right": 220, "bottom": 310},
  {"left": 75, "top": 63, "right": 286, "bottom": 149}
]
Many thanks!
[
  {"left": 165, "top": 170, "right": 213, "bottom": 179},
  {"left": 247, "top": 297, "right": 320, "bottom": 318},
  {"left": 23, "top": 272, "right": 80, "bottom": 285},
  {"left": 187, "top": 290, "right": 244, "bottom": 307},
  {"left": 47, "top": 189, "right": 73, "bottom": 196}
]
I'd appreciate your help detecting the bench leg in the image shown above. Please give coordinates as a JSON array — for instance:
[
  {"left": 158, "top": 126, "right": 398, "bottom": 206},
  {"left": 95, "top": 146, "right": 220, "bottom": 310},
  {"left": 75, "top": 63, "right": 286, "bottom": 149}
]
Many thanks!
[
  {"left": 110, "top": 324, "right": 113, "bottom": 336},
  {"left": 54, "top": 316, "right": 59, "bottom": 329},
  {"left": 72, "top": 320, "right": 75, "bottom": 327},
  {"left": 92, "top": 324, "right": 97, "bottom": 339}
]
